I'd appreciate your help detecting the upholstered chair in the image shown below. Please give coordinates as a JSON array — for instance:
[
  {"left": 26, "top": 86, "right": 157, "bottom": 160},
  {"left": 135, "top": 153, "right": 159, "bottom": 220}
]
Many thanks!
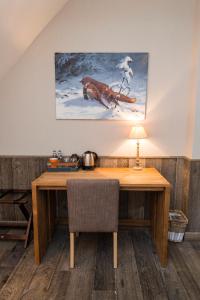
[{"left": 67, "top": 179, "right": 119, "bottom": 268}]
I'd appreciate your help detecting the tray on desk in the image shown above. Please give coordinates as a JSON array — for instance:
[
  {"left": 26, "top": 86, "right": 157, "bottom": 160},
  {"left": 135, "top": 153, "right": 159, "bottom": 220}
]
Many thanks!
[{"left": 47, "top": 166, "right": 79, "bottom": 172}]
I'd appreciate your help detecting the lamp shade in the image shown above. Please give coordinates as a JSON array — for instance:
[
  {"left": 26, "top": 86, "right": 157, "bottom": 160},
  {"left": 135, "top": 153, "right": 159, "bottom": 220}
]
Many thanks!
[{"left": 129, "top": 125, "right": 147, "bottom": 139}]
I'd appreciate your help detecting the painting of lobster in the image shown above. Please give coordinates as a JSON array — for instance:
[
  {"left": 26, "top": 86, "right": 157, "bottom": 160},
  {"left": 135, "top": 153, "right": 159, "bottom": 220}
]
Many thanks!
[{"left": 80, "top": 76, "right": 136, "bottom": 109}]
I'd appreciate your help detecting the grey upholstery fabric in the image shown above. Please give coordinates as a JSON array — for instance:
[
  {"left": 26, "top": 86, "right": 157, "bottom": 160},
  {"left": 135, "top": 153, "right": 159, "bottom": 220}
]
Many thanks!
[{"left": 67, "top": 179, "right": 119, "bottom": 232}]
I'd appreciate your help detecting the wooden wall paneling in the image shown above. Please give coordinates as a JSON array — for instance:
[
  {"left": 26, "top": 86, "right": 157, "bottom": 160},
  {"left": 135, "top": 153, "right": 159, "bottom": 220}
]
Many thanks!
[
  {"left": 144, "top": 191, "right": 154, "bottom": 219},
  {"left": 56, "top": 191, "right": 67, "bottom": 220},
  {"left": 174, "top": 158, "right": 185, "bottom": 211},
  {"left": 117, "top": 158, "right": 129, "bottom": 168},
  {"left": 160, "top": 158, "right": 177, "bottom": 209},
  {"left": 47, "top": 191, "right": 56, "bottom": 240},
  {"left": 96, "top": 157, "right": 100, "bottom": 167},
  {"left": 0, "top": 155, "right": 200, "bottom": 233},
  {"left": 12, "top": 157, "right": 29, "bottom": 190},
  {"left": 0, "top": 157, "right": 13, "bottom": 189},
  {"left": 182, "top": 158, "right": 191, "bottom": 215},
  {"left": 28, "top": 157, "right": 44, "bottom": 188},
  {"left": 99, "top": 157, "right": 128, "bottom": 168},
  {"left": 0, "top": 203, "right": 16, "bottom": 221},
  {"left": 99, "top": 157, "right": 118, "bottom": 168},
  {"left": 128, "top": 158, "right": 135, "bottom": 168},
  {"left": 145, "top": 158, "right": 162, "bottom": 172},
  {"left": 128, "top": 192, "right": 145, "bottom": 219},
  {"left": 0, "top": 199, "right": 4, "bottom": 222},
  {"left": 173, "top": 157, "right": 191, "bottom": 215},
  {"left": 119, "top": 191, "right": 128, "bottom": 219},
  {"left": 38, "top": 157, "right": 48, "bottom": 174},
  {"left": 0, "top": 157, "right": 14, "bottom": 221},
  {"left": 187, "top": 161, "right": 200, "bottom": 232},
  {"left": 0, "top": 195, "right": 16, "bottom": 221}
]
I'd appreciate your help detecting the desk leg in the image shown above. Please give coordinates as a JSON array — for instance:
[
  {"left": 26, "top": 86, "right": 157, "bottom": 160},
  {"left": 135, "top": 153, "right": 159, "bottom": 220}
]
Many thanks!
[
  {"left": 151, "top": 188, "right": 170, "bottom": 267},
  {"left": 32, "top": 185, "right": 49, "bottom": 264}
]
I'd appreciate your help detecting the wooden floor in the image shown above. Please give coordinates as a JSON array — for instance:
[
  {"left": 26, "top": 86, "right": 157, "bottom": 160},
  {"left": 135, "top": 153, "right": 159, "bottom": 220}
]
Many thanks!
[{"left": 0, "top": 228, "right": 200, "bottom": 300}]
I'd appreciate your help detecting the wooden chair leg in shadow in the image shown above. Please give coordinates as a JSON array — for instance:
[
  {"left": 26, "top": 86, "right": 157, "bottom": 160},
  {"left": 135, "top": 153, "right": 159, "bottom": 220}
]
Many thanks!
[
  {"left": 113, "top": 232, "right": 118, "bottom": 269},
  {"left": 69, "top": 232, "right": 118, "bottom": 269},
  {"left": 70, "top": 232, "right": 75, "bottom": 268}
]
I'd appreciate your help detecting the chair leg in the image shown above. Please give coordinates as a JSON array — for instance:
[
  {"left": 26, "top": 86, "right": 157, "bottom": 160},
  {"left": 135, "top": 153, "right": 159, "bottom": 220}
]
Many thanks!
[
  {"left": 70, "top": 232, "right": 75, "bottom": 268},
  {"left": 113, "top": 232, "right": 118, "bottom": 268}
]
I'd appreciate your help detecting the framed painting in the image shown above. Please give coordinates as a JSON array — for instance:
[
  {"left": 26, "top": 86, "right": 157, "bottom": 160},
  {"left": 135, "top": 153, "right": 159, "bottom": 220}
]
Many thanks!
[{"left": 55, "top": 52, "right": 148, "bottom": 120}]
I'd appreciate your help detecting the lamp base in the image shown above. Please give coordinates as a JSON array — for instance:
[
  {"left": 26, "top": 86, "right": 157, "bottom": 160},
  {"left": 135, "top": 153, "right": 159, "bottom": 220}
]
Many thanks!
[{"left": 133, "top": 166, "right": 143, "bottom": 171}]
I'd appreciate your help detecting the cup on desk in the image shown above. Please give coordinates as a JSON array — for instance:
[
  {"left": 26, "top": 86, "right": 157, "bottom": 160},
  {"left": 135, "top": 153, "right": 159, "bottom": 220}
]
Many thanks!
[{"left": 49, "top": 157, "right": 58, "bottom": 168}]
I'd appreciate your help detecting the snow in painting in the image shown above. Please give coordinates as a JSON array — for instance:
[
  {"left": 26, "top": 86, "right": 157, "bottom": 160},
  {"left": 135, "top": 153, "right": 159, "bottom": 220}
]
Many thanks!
[{"left": 55, "top": 53, "right": 148, "bottom": 120}]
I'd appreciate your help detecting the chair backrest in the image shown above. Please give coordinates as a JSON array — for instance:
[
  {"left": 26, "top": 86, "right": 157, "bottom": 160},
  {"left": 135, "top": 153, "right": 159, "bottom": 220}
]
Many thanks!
[{"left": 67, "top": 179, "right": 119, "bottom": 233}]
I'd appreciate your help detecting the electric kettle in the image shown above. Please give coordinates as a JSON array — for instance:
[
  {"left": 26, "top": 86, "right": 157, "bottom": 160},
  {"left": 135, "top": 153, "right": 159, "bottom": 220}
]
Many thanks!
[{"left": 82, "top": 151, "right": 98, "bottom": 170}]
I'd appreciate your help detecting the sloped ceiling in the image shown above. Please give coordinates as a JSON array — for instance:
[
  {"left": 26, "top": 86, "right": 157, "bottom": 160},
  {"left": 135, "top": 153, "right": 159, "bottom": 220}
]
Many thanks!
[{"left": 0, "top": 0, "right": 69, "bottom": 81}]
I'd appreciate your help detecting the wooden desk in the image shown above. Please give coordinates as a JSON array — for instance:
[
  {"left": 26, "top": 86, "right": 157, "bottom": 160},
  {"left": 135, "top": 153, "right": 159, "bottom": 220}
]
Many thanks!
[{"left": 32, "top": 168, "right": 170, "bottom": 267}]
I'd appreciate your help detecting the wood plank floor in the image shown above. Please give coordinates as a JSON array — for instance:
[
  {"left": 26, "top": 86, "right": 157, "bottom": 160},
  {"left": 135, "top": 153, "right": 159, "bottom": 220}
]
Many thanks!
[{"left": 0, "top": 228, "right": 200, "bottom": 300}]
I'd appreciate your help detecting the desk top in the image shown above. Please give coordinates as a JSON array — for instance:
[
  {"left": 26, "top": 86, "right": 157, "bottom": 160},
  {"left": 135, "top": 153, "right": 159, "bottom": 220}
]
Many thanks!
[{"left": 32, "top": 168, "right": 170, "bottom": 191}]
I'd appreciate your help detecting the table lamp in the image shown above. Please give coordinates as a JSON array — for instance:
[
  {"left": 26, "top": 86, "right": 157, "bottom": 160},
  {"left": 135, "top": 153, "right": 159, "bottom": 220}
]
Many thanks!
[{"left": 129, "top": 125, "right": 147, "bottom": 170}]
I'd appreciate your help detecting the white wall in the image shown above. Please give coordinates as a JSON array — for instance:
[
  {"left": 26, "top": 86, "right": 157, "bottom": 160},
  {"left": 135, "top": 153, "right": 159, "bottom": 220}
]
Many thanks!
[
  {"left": 191, "top": 0, "right": 200, "bottom": 159},
  {"left": 0, "top": 0, "right": 69, "bottom": 80},
  {"left": 193, "top": 65, "right": 200, "bottom": 158},
  {"left": 0, "top": 0, "right": 198, "bottom": 157}
]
